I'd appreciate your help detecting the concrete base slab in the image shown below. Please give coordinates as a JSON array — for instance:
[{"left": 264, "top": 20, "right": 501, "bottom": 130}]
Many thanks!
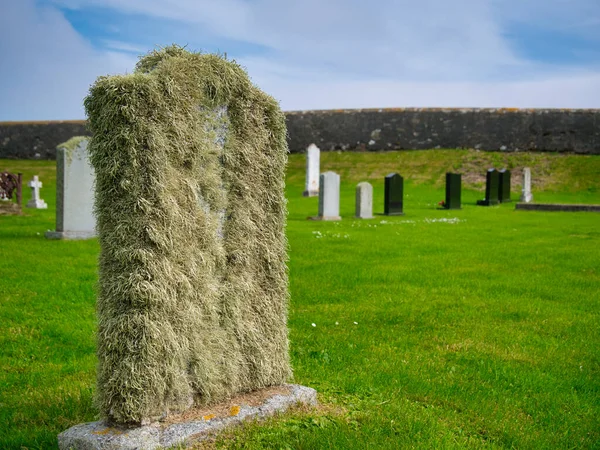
[
  {"left": 515, "top": 203, "right": 600, "bottom": 212},
  {"left": 45, "top": 231, "right": 96, "bottom": 240},
  {"left": 58, "top": 384, "right": 317, "bottom": 450}
]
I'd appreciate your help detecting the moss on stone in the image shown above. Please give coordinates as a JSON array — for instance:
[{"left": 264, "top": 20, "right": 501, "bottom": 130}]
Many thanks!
[{"left": 85, "top": 45, "right": 290, "bottom": 425}]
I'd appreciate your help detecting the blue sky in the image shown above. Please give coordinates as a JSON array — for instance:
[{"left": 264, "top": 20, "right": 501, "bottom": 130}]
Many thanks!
[{"left": 1, "top": 0, "right": 599, "bottom": 120}]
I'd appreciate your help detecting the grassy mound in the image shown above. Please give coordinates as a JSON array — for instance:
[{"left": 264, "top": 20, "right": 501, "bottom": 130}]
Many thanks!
[{"left": 84, "top": 46, "right": 290, "bottom": 424}]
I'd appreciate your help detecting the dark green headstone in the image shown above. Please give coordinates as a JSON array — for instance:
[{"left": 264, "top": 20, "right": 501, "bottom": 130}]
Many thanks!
[
  {"left": 498, "top": 169, "right": 511, "bottom": 203},
  {"left": 384, "top": 173, "right": 404, "bottom": 215},
  {"left": 476, "top": 168, "right": 499, "bottom": 206},
  {"left": 445, "top": 173, "right": 461, "bottom": 209}
]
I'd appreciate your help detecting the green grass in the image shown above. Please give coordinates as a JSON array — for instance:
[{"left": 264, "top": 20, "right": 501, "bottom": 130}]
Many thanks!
[{"left": 1, "top": 150, "right": 599, "bottom": 449}]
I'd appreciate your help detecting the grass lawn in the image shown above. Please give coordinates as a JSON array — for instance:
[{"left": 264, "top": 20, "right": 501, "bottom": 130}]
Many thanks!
[{"left": 1, "top": 150, "right": 599, "bottom": 449}]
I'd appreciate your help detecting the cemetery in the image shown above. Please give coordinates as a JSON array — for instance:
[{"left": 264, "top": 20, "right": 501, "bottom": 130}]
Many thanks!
[{"left": 0, "top": 48, "right": 599, "bottom": 449}]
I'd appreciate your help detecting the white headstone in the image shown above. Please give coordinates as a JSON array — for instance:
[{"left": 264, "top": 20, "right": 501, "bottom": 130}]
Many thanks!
[
  {"left": 520, "top": 167, "right": 533, "bottom": 203},
  {"left": 303, "top": 143, "right": 320, "bottom": 197},
  {"left": 315, "top": 171, "right": 341, "bottom": 220},
  {"left": 355, "top": 182, "right": 373, "bottom": 219},
  {"left": 26, "top": 175, "right": 48, "bottom": 209},
  {"left": 46, "top": 138, "right": 96, "bottom": 239}
]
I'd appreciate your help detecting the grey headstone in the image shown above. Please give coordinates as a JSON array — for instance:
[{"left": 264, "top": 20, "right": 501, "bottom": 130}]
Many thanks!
[
  {"left": 316, "top": 171, "right": 341, "bottom": 220},
  {"left": 520, "top": 167, "right": 533, "bottom": 203},
  {"left": 355, "top": 182, "right": 373, "bottom": 219},
  {"left": 46, "top": 139, "right": 95, "bottom": 239},
  {"left": 303, "top": 144, "right": 320, "bottom": 197}
]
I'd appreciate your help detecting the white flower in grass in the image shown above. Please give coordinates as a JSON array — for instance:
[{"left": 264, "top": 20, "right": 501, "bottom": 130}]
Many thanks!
[
  {"left": 335, "top": 322, "right": 339, "bottom": 325},
  {"left": 311, "top": 323, "right": 316, "bottom": 327},
  {"left": 353, "top": 322, "right": 358, "bottom": 325}
]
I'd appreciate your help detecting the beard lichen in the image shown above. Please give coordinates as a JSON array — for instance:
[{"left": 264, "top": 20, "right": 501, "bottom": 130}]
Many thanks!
[{"left": 84, "top": 45, "right": 291, "bottom": 425}]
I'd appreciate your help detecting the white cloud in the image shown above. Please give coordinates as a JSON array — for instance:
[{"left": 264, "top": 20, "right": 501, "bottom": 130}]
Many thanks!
[
  {"left": 1, "top": 0, "right": 599, "bottom": 120},
  {"left": 0, "top": 0, "right": 136, "bottom": 121}
]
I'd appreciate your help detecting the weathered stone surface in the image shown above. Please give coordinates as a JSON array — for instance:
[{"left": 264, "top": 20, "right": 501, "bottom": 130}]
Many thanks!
[
  {"left": 3, "top": 108, "right": 600, "bottom": 160},
  {"left": 58, "top": 384, "right": 317, "bottom": 450},
  {"left": 285, "top": 108, "right": 600, "bottom": 154},
  {"left": 515, "top": 203, "right": 600, "bottom": 212},
  {"left": 0, "top": 121, "right": 89, "bottom": 159}
]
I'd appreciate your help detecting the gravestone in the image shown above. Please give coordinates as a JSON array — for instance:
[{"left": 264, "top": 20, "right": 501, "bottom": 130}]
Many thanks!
[
  {"left": 46, "top": 137, "right": 96, "bottom": 240},
  {"left": 355, "top": 182, "right": 373, "bottom": 219},
  {"left": 520, "top": 167, "right": 533, "bottom": 203},
  {"left": 498, "top": 169, "right": 511, "bottom": 203},
  {"left": 476, "top": 169, "right": 499, "bottom": 206},
  {"left": 312, "top": 171, "right": 341, "bottom": 220},
  {"left": 58, "top": 47, "right": 315, "bottom": 449},
  {"left": 384, "top": 173, "right": 404, "bottom": 215},
  {"left": 303, "top": 143, "right": 320, "bottom": 197},
  {"left": 26, "top": 175, "right": 48, "bottom": 209},
  {"left": 444, "top": 173, "right": 461, "bottom": 209}
]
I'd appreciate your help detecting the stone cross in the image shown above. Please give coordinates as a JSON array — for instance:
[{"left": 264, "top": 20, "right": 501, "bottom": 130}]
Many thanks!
[
  {"left": 303, "top": 143, "right": 320, "bottom": 197},
  {"left": 26, "top": 175, "right": 48, "bottom": 209},
  {"left": 316, "top": 171, "right": 340, "bottom": 220},
  {"left": 355, "top": 182, "right": 373, "bottom": 219},
  {"left": 520, "top": 167, "right": 533, "bottom": 203}
]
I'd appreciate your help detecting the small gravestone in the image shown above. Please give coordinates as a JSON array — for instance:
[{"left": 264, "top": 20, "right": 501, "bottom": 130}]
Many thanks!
[
  {"left": 355, "top": 182, "right": 373, "bottom": 219},
  {"left": 498, "top": 169, "right": 511, "bottom": 203},
  {"left": 520, "top": 167, "right": 533, "bottom": 203},
  {"left": 310, "top": 171, "right": 341, "bottom": 220},
  {"left": 303, "top": 144, "right": 320, "bottom": 197},
  {"left": 26, "top": 175, "right": 48, "bottom": 209},
  {"left": 444, "top": 173, "right": 461, "bottom": 210},
  {"left": 476, "top": 169, "right": 499, "bottom": 206},
  {"left": 46, "top": 137, "right": 96, "bottom": 240},
  {"left": 384, "top": 173, "right": 404, "bottom": 215}
]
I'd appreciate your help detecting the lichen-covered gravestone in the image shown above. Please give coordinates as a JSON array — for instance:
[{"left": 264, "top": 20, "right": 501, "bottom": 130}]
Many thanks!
[
  {"left": 58, "top": 46, "right": 315, "bottom": 449},
  {"left": 46, "top": 137, "right": 96, "bottom": 240}
]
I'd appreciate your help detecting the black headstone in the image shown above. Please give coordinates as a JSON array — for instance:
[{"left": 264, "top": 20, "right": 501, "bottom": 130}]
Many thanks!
[
  {"left": 476, "top": 168, "right": 499, "bottom": 206},
  {"left": 498, "top": 169, "right": 511, "bottom": 203},
  {"left": 384, "top": 173, "right": 404, "bottom": 215},
  {"left": 444, "top": 173, "right": 461, "bottom": 209}
]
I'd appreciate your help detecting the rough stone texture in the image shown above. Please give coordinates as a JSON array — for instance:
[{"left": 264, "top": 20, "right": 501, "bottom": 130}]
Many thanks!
[
  {"left": 286, "top": 108, "right": 600, "bottom": 154},
  {"left": 0, "top": 121, "right": 89, "bottom": 159},
  {"left": 3, "top": 108, "right": 600, "bottom": 160},
  {"left": 303, "top": 143, "right": 320, "bottom": 197},
  {"left": 57, "top": 384, "right": 317, "bottom": 450},
  {"left": 515, "top": 203, "right": 600, "bottom": 212},
  {"left": 45, "top": 138, "right": 96, "bottom": 240}
]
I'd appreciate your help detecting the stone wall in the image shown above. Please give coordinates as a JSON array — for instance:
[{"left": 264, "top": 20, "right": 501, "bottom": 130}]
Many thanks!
[
  {"left": 286, "top": 108, "right": 600, "bottom": 154},
  {"left": 0, "top": 121, "right": 89, "bottom": 159},
  {"left": 1, "top": 108, "right": 599, "bottom": 159}
]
